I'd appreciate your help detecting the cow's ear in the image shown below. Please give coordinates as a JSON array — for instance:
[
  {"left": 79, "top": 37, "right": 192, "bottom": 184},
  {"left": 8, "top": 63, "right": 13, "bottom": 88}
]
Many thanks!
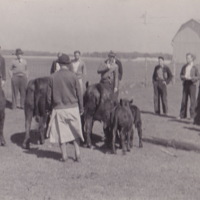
[
  {"left": 129, "top": 99, "right": 133, "bottom": 104},
  {"left": 120, "top": 99, "right": 123, "bottom": 106}
]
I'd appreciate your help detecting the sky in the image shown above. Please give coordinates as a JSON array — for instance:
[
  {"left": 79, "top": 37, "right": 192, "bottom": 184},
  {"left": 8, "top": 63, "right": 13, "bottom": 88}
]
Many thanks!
[{"left": 0, "top": 0, "right": 200, "bottom": 54}]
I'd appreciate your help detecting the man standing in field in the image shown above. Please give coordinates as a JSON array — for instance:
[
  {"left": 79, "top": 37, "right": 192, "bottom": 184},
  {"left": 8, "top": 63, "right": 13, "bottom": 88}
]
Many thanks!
[
  {"left": 71, "top": 50, "right": 86, "bottom": 95},
  {"left": 47, "top": 53, "right": 84, "bottom": 162},
  {"left": 50, "top": 52, "right": 62, "bottom": 74},
  {"left": 97, "top": 52, "right": 119, "bottom": 102},
  {"left": 152, "top": 56, "right": 173, "bottom": 115},
  {"left": 105, "top": 50, "right": 123, "bottom": 85},
  {"left": 9, "top": 48, "right": 28, "bottom": 110},
  {"left": 0, "top": 46, "right": 6, "bottom": 88},
  {"left": 179, "top": 53, "right": 199, "bottom": 120}
]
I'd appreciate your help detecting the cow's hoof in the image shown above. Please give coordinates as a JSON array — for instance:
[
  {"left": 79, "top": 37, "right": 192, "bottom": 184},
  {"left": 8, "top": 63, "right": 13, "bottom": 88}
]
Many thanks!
[
  {"left": 122, "top": 151, "right": 126, "bottom": 155},
  {"left": 127, "top": 149, "right": 131, "bottom": 152},
  {"left": 1, "top": 141, "right": 6, "bottom": 146},
  {"left": 139, "top": 143, "right": 143, "bottom": 148}
]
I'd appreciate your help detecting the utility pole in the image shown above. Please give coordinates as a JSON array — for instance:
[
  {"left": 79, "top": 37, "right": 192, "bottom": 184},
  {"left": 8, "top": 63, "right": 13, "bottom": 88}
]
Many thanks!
[{"left": 141, "top": 11, "right": 148, "bottom": 87}]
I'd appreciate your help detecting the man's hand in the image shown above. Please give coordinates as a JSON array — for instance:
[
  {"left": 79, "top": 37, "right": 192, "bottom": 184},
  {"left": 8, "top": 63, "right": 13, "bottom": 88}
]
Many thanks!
[{"left": 114, "top": 87, "right": 118, "bottom": 93}]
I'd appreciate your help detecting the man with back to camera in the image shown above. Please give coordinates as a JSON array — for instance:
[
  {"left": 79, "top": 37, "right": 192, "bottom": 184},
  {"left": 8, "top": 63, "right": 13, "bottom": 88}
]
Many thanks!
[
  {"left": 179, "top": 53, "right": 199, "bottom": 120},
  {"left": 152, "top": 56, "right": 173, "bottom": 115},
  {"left": 47, "top": 53, "right": 84, "bottom": 162}
]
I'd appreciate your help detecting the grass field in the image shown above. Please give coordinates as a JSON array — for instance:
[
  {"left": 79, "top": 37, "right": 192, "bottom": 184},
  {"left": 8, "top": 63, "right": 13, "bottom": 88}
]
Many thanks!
[{"left": 1, "top": 56, "right": 200, "bottom": 200}]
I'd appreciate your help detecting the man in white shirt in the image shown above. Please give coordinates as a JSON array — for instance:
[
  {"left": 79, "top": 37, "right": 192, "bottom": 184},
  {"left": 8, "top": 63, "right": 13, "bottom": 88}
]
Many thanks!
[{"left": 179, "top": 53, "right": 199, "bottom": 119}]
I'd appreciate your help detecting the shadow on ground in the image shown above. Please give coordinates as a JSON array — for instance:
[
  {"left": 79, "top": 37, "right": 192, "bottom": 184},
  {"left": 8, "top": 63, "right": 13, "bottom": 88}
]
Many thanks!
[
  {"left": 6, "top": 100, "right": 12, "bottom": 109},
  {"left": 10, "top": 131, "right": 42, "bottom": 148},
  {"left": 141, "top": 110, "right": 176, "bottom": 119},
  {"left": 184, "top": 126, "right": 200, "bottom": 133},
  {"left": 23, "top": 148, "right": 76, "bottom": 161}
]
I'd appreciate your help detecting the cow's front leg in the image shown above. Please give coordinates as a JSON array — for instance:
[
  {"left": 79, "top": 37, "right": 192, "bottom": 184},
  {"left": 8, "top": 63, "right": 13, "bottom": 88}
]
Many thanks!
[
  {"left": 0, "top": 110, "right": 5, "bottom": 146},
  {"left": 23, "top": 110, "right": 32, "bottom": 149},
  {"left": 84, "top": 116, "right": 93, "bottom": 148}
]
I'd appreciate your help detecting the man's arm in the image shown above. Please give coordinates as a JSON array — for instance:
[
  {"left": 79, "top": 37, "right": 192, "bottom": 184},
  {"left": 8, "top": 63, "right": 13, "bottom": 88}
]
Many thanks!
[
  {"left": 192, "top": 66, "right": 200, "bottom": 83},
  {"left": 165, "top": 66, "right": 173, "bottom": 84},
  {"left": 152, "top": 66, "right": 158, "bottom": 83},
  {"left": 180, "top": 65, "right": 186, "bottom": 81},
  {"left": 1, "top": 57, "right": 6, "bottom": 81},
  {"left": 116, "top": 59, "right": 123, "bottom": 81}
]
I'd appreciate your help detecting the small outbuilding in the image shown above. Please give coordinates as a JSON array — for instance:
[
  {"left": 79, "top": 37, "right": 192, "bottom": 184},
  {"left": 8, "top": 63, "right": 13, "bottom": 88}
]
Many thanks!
[{"left": 172, "top": 19, "right": 200, "bottom": 64}]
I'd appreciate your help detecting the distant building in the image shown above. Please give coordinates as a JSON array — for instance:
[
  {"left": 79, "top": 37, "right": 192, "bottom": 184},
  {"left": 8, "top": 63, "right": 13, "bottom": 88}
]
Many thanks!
[{"left": 172, "top": 19, "right": 200, "bottom": 64}]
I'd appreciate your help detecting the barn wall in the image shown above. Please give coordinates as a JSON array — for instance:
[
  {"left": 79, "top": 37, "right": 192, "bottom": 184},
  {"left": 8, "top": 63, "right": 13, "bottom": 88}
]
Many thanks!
[{"left": 173, "top": 27, "right": 200, "bottom": 64}]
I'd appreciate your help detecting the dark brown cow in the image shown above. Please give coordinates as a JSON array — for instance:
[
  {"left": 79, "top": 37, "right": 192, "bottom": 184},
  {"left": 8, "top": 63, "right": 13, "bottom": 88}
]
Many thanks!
[
  {"left": 83, "top": 82, "right": 115, "bottom": 148},
  {"left": 0, "top": 87, "right": 6, "bottom": 146},
  {"left": 111, "top": 99, "right": 134, "bottom": 154},
  {"left": 23, "top": 77, "right": 51, "bottom": 149}
]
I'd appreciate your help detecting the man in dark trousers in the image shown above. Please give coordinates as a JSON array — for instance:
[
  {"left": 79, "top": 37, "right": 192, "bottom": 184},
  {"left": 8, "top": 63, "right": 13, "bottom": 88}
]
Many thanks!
[
  {"left": 179, "top": 53, "right": 199, "bottom": 120},
  {"left": 0, "top": 46, "right": 6, "bottom": 88},
  {"left": 152, "top": 56, "right": 173, "bottom": 115}
]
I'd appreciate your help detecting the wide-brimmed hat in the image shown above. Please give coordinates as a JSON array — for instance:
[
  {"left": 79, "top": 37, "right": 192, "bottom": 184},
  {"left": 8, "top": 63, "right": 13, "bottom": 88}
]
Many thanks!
[
  {"left": 58, "top": 53, "right": 71, "bottom": 64},
  {"left": 15, "top": 48, "right": 24, "bottom": 55},
  {"left": 108, "top": 50, "right": 116, "bottom": 57}
]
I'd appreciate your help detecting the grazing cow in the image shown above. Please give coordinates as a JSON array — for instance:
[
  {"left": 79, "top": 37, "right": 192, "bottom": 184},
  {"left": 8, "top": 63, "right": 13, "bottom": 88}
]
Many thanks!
[
  {"left": 23, "top": 77, "right": 51, "bottom": 149},
  {"left": 0, "top": 87, "right": 6, "bottom": 146},
  {"left": 129, "top": 103, "right": 143, "bottom": 148},
  {"left": 111, "top": 99, "right": 134, "bottom": 154},
  {"left": 83, "top": 82, "right": 116, "bottom": 148}
]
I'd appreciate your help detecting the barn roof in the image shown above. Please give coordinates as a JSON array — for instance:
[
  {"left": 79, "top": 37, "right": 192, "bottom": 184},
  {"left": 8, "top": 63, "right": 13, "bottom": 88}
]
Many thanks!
[{"left": 172, "top": 19, "right": 200, "bottom": 44}]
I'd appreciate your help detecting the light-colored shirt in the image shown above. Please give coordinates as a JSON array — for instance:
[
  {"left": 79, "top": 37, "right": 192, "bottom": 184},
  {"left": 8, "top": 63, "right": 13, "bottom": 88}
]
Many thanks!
[
  {"left": 185, "top": 62, "right": 194, "bottom": 79},
  {"left": 157, "top": 66, "right": 164, "bottom": 80},
  {"left": 10, "top": 58, "right": 28, "bottom": 77},
  {"left": 72, "top": 61, "right": 80, "bottom": 73}
]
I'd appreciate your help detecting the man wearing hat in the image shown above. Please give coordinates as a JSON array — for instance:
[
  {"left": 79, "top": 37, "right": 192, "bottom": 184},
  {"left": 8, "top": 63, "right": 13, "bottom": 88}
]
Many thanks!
[
  {"left": 105, "top": 51, "right": 123, "bottom": 82},
  {"left": 9, "top": 48, "right": 28, "bottom": 109},
  {"left": 47, "top": 53, "right": 84, "bottom": 162},
  {"left": 97, "top": 51, "right": 121, "bottom": 103}
]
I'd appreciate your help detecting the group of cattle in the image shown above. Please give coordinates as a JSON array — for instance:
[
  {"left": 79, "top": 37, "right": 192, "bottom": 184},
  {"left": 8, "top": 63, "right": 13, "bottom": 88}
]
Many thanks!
[{"left": 0, "top": 76, "right": 143, "bottom": 155}]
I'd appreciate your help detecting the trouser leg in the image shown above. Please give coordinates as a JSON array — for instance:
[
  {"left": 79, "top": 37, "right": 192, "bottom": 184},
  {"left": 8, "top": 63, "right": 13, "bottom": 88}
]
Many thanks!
[
  {"left": 18, "top": 76, "right": 28, "bottom": 108},
  {"left": 160, "top": 83, "right": 168, "bottom": 114},
  {"left": 153, "top": 82, "right": 160, "bottom": 114},
  {"left": 11, "top": 76, "right": 19, "bottom": 109},
  {"left": 189, "top": 84, "right": 196, "bottom": 118},
  {"left": 180, "top": 83, "right": 189, "bottom": 118}
]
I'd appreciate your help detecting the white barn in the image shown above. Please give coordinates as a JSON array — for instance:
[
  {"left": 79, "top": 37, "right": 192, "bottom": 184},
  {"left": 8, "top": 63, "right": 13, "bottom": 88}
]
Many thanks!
[{"left": 172, "top": 19, "right": 200, "bottom": 64}]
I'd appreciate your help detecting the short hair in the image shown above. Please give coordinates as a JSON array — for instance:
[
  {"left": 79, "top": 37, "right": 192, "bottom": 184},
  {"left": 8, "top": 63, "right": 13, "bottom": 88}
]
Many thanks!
[
  {"left": 186, "top": 53, "right": 196, "bottom": 60},
  {"left": 74, "top": 50, "right": 81, "bottom": 55},
  {"left": 158, "top": 56, "right": 164, "bottom": 61}
]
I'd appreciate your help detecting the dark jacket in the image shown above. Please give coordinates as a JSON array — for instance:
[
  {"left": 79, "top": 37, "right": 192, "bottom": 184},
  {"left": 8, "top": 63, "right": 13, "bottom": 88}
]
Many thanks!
[
  {"left": 180, "top": 64, "right": 199, "bottom": 85},
  {"left": 105, "top": 58, "right": 123, "bottom": 81},
  {"left": 152, "top": 65, "right": 173, "bottom": 85},
  {"left": 0, "top": 55, "right": 6, "bottom": 81},
  {"left": 47, "top": 68, "right": 83, "bottom": 112}
]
